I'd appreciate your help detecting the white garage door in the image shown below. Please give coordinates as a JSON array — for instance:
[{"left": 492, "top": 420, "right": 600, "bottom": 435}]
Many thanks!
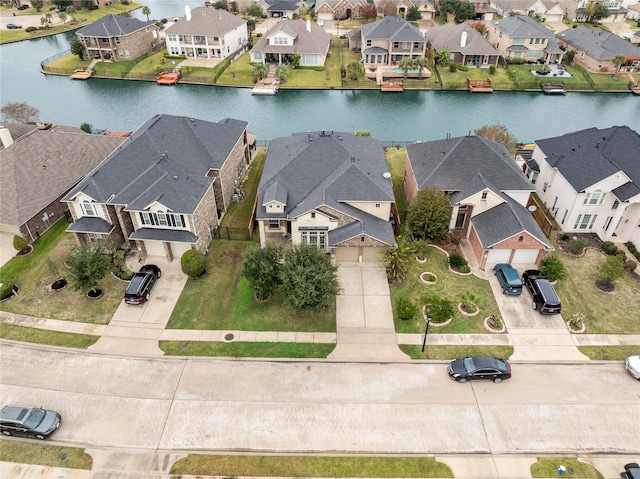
[
  {"left": 171, "top": 242, "right": 192, "bottom": 260},
  {"left": 143, "top": 240, "right": 165, "bottom": 258},
  {"left": 361, "top": 247, "right": 382, "bottom": 263},
  {"left": 511, "top": 249, "right": 539, "bottom": 265},
  {"left": 486, "top": 249, "right": 511, "bottom": 265},
  {"left": 335, "top": 247, "right": 359, "bottom": 262},
  {"left": 318, "top": 12, "right": 333, "bottom": 21}
]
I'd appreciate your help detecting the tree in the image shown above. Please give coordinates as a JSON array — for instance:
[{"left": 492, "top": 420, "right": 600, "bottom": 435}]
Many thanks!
[
  {"left": 41, "top": 12, "right": 53, "bottom": 28},
  {"left": 439, "top": 0, "right": 475, "bottom": 22},
  {"left": 66, "top": 6, "right": 77, "bottom": 22},
  {"left": 12, "top": 235, "right": 29, "bottom": 254},
  {"left": 279, "top": 245, "right": 339, "bottom": 310},
  {"left": 80, "top": 122, "right": 92, "bottom": 133},
  {"left": 406, "top": 5, "right": 421, "bottom": 21},
  {"left": 246, "top": 18, "right": 256, "bottom": 35},
  {"left": 241, "top": 243, "right": 283, "bottom": 300},
  {"left": 597, "top": 255, "right": 625, "bottom": 288},
  {"left": 564, "top": 49, "right": 576, "bottom": 66},
  {"left": 380, "top": 0, "right": 397, "bottom": 16},
  {"left": 361, "top": 3, "right": 378, "bottom": 20},
  {"left": 59, "top": 11, "right": 68, "bottom": 24},
  {"left": 383, "top": 236, "right": 415, "bottom": 283},
  {"left": 346, "top": 60, "right": 363, "bottom": 80},
  {"left": 540, "top": 255, "right": 567, "bottom": 281},
  {"left": 119, "top": 11, "right": 131, "bottom": 18},
  {"left": 435, "top": 46, "right": 450, "bottom": 65},
  {"left": 611, "top": 54, "right": 626, "bottom": 79},
  {"left": 253, "top": 63, "right": 268, "bottom": 81},
  {"left": 474, "top": 124, "right": 518, "bottom": 152},
  {"left": 592, "top": 3, "right": 609, "bottom": 22},
  {"left": 31, "top": 0, "right": 44, "bottom": 11},
  {"left": 213, "top": 0, "right": 228, "bottom": 10},
  {"left": 290, "top": 53, "right": 300, "bottom": 68},
  {"left": 472, "top": 21, "right": 488, "bottom": 36},
  {"left": 275, "top": 64, "right": 290, "bottom": 81},
  {"left": 141, "top": 5, "right": 151, "bottom": 21},
  {"left": 64, "top": 243, "right": 110, "bottom": 294},
  {"left": 406, "top": 188, "right": 452, "bottom": 241},
  {"left": 1, "top": 102, "right": 39, "bottom": 124},
  {"left": 70, "top": 38, "right": 85, "bottom": 59},
  {"left": 180, "top": 249, "right": 207, "bottom": 278},
  {"left": 355, "top": 130, "right": 371, "bottom": 136},
  {"left": 398, "top": 57, "right": 415, "bottom": 78},
  {"left": 246, "top": 4, "right": 263, "bottom": 17},
  {"left": 229, "top": 1, "right": 238, "bottom": 12}
]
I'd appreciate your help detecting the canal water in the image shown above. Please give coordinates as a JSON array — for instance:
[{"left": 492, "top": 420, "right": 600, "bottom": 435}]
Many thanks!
[{"left": 1, "top": 10, "right": 638, "bottom": 142}]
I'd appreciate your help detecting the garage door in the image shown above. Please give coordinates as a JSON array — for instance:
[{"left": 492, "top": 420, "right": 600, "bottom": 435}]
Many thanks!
[
  {"left": 143, "top": 240, "right": 165, "bottom": 258},
  {"left": 361, "top": 247, "right": 382, "bottom": 263},
  {"left": 486, "top": 249, "right": 511, "bottom": 265},
  {"left": 171, "top": 242, "right": 192, "bottom": 260},
  {"left": 511, "top": 249, "right": 539, "bottom": 265},
  {"left": 335, "top": 247, "right": 359, "bottom": 262},
  {"left": 318, "top": 12, "right": 333, "bottom": 21}
]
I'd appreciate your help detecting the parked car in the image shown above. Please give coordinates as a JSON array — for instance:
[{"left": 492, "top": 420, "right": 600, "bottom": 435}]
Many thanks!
[
  {"left": 6, "top": 23, "right": 22, "bottom": 29},
  {"left": 493, "top": 263, "right": 522, "bottom": 296},
  {"left": 625, "top": 355, "right": 640, "bottom": 380},
  {"left": 522, "top": 269, "right": 561, "bottom": 315},
  {"left": 448, "top": 356, "right": 511, "bottom": 383},
  {"left": 124, "top": 265, "right": 161, "bottom": 304},
  {"left": 16, "top": 3, "right": 29, "bottom": 9},
  {"left": 621, "top": 463, "right": 640, "bottom": 479},
  {"left": 1, "top": 405, "right": 61, "bottom": 440}
]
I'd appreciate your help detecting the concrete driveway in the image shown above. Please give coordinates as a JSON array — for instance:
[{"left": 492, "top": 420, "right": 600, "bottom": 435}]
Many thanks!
[{"left": 0, "top": 232, "right": 17, "bottom": 268}]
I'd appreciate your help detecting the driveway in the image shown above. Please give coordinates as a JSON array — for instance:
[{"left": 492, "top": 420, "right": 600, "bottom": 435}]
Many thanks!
[
  {"left": 0, "top": 232, "right": 17, "bottom": 268},
  {"left": 1, "top": 5, "right": 64, "bottom": 30}
]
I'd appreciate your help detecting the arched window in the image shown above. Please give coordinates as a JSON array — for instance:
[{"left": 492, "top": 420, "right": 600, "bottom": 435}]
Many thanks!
[{"left": 81, "top": 200, "right": 96, "bottom": 216}]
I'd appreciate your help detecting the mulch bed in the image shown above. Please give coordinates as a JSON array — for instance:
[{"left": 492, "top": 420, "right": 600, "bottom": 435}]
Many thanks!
[{"left": 556, "top": 232, "right": 603, "bottom": 255}]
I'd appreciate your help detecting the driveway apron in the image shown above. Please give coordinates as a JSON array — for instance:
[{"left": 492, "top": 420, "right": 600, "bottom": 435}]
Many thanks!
[{"left": 329, "top": 263, "right": 409, "bottom": 361}]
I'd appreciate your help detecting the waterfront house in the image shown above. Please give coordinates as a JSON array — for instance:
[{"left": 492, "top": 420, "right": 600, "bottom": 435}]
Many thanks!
[
  {"left": 75, "top": 14, "right": 160, "bottom": 62},
  {"left": 404, "top": 135, "right": 553, "bottom": 267},
  {"left": 525, "top": 126, "right": 640, "bottom": 245},
  {"left": 0, "top": 123, "right": 125, "bottom": 243},
  {"left": 316, "top": 0, "right": 369, "bottom": 21},
  {"left": 164, "top": 7, "right": 248, "bottom": 60},
  {"left": 574, "top": 0, "right": 628, "bottom": 22},
  {"left": 63, "top": 115, "right": 253, "bottom": 262},
  {"left": 256, "top": 130, "right": 397, "bottom": 263},
  {"left": 425, "top": 23, "right": 501, "bottom": 68},
  {"left": 252, "top": 0, "right": 303, "bottom": 18}
]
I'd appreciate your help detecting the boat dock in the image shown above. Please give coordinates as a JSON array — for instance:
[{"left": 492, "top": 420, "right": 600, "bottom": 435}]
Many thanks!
[
  {"left": 541, "top": 83, "right": 566, "bottom": 94},
  {"left": 157, "top": 69, "right": 181, "bottom": 85},
  {"left": 467, "top": 78, "right": 493, "bottom": 93},
  {"left": 252, "top": 65, "right": 280, "bottom": 95},
  {"left": 70, "top": 69, "right": 92, "bottom": 80},
  {"left": 381, "top": 81, "right": 403, "bottom": 92}
]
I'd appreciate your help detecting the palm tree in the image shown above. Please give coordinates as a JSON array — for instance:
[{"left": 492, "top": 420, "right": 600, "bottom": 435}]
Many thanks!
[
  {"left": 142, "top": 6, "right": 151, "bottom": 21},
  {"left": 436, "top": 47, "right": 450, "bottom": 66},
  {"left": 253, "top": 63, "right": 268, "bottom": 81},
  {"left": 275, "top": 64, "right": 289, "bottom": 82},
  {"left": 398, "top": 57, "right": 415, "bottom": 78},
  {"left": 612, "top": 54, "right": 626, "bottom": 79},
  {"left": 346, "top": 61, "right": 362, "bottom": 80}
]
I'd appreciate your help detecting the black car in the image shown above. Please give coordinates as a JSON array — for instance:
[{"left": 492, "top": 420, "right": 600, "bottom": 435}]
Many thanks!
[
  {"left": 124, "top": 264, "right": 161, "bottom": 304},
  {"left": 622, "top": 463, "right": 640, "bottom": 479},
  {"left": 448, "top": 356, "right": 512, "bottom": 383},
  {"left": 522, "top": 269, "right": 561, "bottom": 315},
  {"left": 16, "top": 3, "right": 29, "bottom": 9},
  {"left": 1, "top": 405, "right": 61, "bottom": 440}
]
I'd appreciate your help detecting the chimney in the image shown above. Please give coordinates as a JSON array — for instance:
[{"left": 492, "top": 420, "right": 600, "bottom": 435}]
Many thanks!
[
  {"left": 461, "top": 30, "right": 467, "bottom": 48},
  {"left": 185, "top": 5, "right": 192, "bottom": 21},
  {"left": 0, "top": 127, "right": 13, "bottom": 148},
  {"left": 306, "top": 19, "right": 311, "bottom": 32}
]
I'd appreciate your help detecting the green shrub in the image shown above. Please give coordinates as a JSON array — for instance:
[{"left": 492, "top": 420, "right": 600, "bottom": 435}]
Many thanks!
[
  {"left": 489, "top": 65, "right": 496, "bottom": 75},
  {"left": 448, "top": 250, "right": 468, "bottom": 269},
  {"left": 559, "top": 233, "right": 571, "bottom": 241},
  {"left": 456, "top": 64, "right": 468, "bottom": 71},
  {"left": 13, "top": 235, "right": 28, "bottom": 253},
  {"left": 601, "top": 241, "right": 618, "bottom": 255},
  {"left": 449, "top": 63, "right": 457, "bottom": 72},
  {"left": 396, "top": 295, "right": 417, "bottom": 321},
  {"left": 625, "top": 241, "right": 640, "bottom": 261},
  {"left": 25, "top": 26, "right": 37, "bottom": 33},
  {"left": 422, "top": 294, "right": 454, "bottom": 323},
  {"left": 569, "top": 238, "right": 587, "bottom": 255},
  {"left": 540, "top": 255, "right": 566, "bottom": 281},
  {"left": 0, "top": 282, "right": 15, "bottom": 300},
  {"left": 181, "top": 249, "right": 207, "bottom": 278}
]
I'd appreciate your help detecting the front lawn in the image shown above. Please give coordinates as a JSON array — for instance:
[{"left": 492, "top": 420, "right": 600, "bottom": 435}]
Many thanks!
[
  {"left": 0, "top": 439, "right": 93, "bottom": 470},
  {"left": 437, "top": 64, "right": 513, "bottom": 90}
]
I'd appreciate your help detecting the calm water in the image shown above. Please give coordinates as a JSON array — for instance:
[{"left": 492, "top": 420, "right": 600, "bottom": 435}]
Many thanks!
[{"left": 1, "top": 15, "right": 638, "bottom": 142}]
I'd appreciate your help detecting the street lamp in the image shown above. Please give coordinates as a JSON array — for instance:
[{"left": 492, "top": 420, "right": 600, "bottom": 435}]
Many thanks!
[{"left": 422, "top": 313, "right": 432, "bottom": 352}]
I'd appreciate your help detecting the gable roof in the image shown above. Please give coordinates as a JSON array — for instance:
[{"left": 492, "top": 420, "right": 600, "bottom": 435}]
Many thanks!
[
  {"left": 556, "top": 26, "right": 640, "bottom": 60},
  {"left": 76, "top": 14, "right": 155, "bottom": 37},
  {"left": 0, "top": 124, "right": 125, "bottom": 228},
  {"left": 534, "top": 126, "right": 640, "bottom": 201},
  {"left": 165, "top": 7, "right": 246, "bottom": 35},
  {"left": 425, "top": 22, "right": 500, "bottom": 56},
  {"left": 406, "top": 135, "right": 533, "bottom": 194},
  {"left": 359, "top": 15, "right": 426, "bottom": 43},
  {"left": 63, "top": 114, "right": 248, "bottom": 214},
  {"left": 257, "top": 131, "right": 396, "bottom": 246},
  {"left": 492, "top": 15, "right": 563, "bottom": 52},
  {"left": 251, "top": 19, "right": 331, "bottom": 54}
]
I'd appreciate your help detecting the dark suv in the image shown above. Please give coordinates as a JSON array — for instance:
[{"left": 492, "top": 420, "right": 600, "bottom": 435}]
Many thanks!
[
  {"left": 522, "top": 269, "right": 561, "bottom": 315},
  {"left": 493, "top": 263, "right": 522, "bottom": 296},
  {"left": 124, "top": 265, "right": 161, "bottom": 304},
  {"left": 1, "top": 405, "right": 61, "bottom": 440}
]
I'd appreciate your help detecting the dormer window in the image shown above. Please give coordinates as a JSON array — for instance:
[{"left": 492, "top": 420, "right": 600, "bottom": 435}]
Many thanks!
[{"left": 81, "top": 200, "right": 96, "bottom": 216}]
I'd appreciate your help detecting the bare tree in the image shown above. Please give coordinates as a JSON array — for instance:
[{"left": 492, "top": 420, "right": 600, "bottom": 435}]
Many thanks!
[
  {"left": 1, "top": 102, "right": 40, "bottom": 124},
  {"left": 474, "top": 124, "right": 518, "bottom": 152}
]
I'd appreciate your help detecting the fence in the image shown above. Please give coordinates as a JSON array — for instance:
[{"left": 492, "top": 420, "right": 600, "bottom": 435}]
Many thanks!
[{"left": 213, "top": 226, "right": 253, "bottom": 241}]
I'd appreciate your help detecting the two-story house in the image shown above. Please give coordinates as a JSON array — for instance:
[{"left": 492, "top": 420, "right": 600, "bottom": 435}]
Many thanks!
[
  {"left": 348, "top": 16, "right": 427, "bottom": 66},
  {"left": 470, "top": 0, "right": 497, "bottom": 20},
  {"left": 63, "top": 114, "right": 253, "bottom": 262},
  {"left": 75, "top": 14, "right": 160, "bottom": 62},
  {"left": 404, "top": 135, "right": 553, "bottom": 267},
  {"left": 526, "top": 126, "right": 640, "bottom": 245},
  {"left": 490, "top": 0, "right": 565, "bottom": 22},
  {"left": 316, "top": 0, "right": 369, "bottom": 21},
  {"left": 375, "top": 0, "right": 437, "bottom": 19},
  {"left": 575, "top": 0, "right": 628, "bottom": 22},
  {"left": 486, "top": 15, "right": 564, "bottom": 64},
  {"left": 164, "top": 6, "right": 248, "bottom": 60},
  {"left": 425, "top": 22, "right": 501, "bottom": 67},
  {"left": 250, "top": 19, "right": 331, "bottom": 66},
  {"left": 256, "top": 130, "right": 397, "bottom": 263}
]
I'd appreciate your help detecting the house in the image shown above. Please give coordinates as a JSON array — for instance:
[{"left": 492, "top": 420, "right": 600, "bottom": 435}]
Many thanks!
[
  {"left": 425, "top": 22, "right": 501, "bottom": 67},
  {"left": 486, "top": 15, "right": 564, "bottom": 64},
  {"left": 525, "top": 126, "right": 640, "bottom": 245},
  {"left": 348, "top": 16, "right": 427, "bottom": 65},
  {"left": 575, "top": 0, "right": 628, "bottom": 22},
  {"left": 253, "top": 0, "right": 302, "bottom": 18},
  {"left": 404, "top": 135, "right": 553, "bottom": 267},
  {"left": 627, "top": 2, "right": 640, "bottom": 20},
  {"left": 470, "top": 0, "right": 497, "bottom": 21},
  {"left": 0, "top": 123, "right": 125, "bottom": 243},
  {"left": 315, "top": 0, "right": 369, "bottom": 21},
  {"left": 556, "top": 27, "right": 640, "bottom": 73},
  {"left": 75, "top": 14, "right": 160, "bottom": 62},
  {"left": 490, "top": 0, "right": 565, "bottom": 22},
  {"left": 164, "top": 7, "right": 248, "bottom": 60},
  {"left": 375, "top": 0, "right": 437, "bottom": 20},
  {"left": 250, "top": 19, "right": 331, "bottom": 66},
  {"left": 62, "top": 114, "right": 253, "bottom": 262},
  {"left": 256, "top": 130, "right": 397, "bottom": 263}
]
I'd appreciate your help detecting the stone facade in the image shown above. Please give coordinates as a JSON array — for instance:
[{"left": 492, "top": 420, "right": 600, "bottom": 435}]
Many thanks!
[
  {"left": 79, "top": 25, "right": 159, "bottom": 62},
  {"left": 191, "top": 185, "right": 220, "bottom": 252},
  {"left": 207, "top": 135, "right": 250, "bottom": 216}
]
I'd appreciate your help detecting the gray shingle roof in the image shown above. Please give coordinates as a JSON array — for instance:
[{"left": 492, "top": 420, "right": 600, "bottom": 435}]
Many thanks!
[
  {"left": 556, "top": 26, "right": 640, "bottom": 60},
  {"left": 129, "top": 228, "right": 198, "bottom": 243},
  {"left": 165, "top": 7, "right": 246, "bottom": 35},
  {"left": 64, "top": 114, "right": 248, "bottom": 215},
  {"left": 257, "top": 131, "right": 396, "bottom": 246},
  {"left": 77, "top": 14, "right": 155, "bottom": 37},
  {"left": 406, "top": 135, "right": 533, "bottom": 193},
  {"left": 360, "top": 16, "right": 426, "bottom": 43},
  {"left": 251, "top": 19, "right": 330, "bottom": 55},
  {"left": 66, "top": 216, "right": 115, "bottom": 234},
  {"left": 425, "top": 22, "right": 499, "bottom": 56},
  {"left": 534, "top": 126, "right": 640, "bottom": 201},
  {"left": 493, "top": 15, "right": 563, "bottom": 53},
  {"left": 0, "top": 124, "right": 125, "bottom": 228}
]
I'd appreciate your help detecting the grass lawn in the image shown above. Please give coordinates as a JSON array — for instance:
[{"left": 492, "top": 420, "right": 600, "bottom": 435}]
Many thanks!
[
  {"left": 530, "top": 458, "right": 602, "bottom": 478},
  {"left": 400, "top": 345, "right": 514, "bottom": 360},
  {"left": 0, "top": 218, "right": 123, "bottom": 324},
  {"left": 438, "top": 65, "right": 513, "bottom": 90},
  {"left": 391, "top": 245, "right": 501, "bottom": 335},
  {"left": 160, "top": 340, "right": 335, "bottom": 358},
  {"left": 578, "top": 345, "right": 640, "bottom": 361},
  {"left": 219, "top": 149, "right": 265, "bottom": 230},
  {"left": 385, "top": 146, "right": 408, "bottom": 226},
  {"left": 171, "top": 455, "right": 453, "bottom": 477},
  {"left": 0, "top": 439, "right": 93, "bottom": 470},
  {"left": 0, "top": 324, "right": 99, "bottom": 348}
]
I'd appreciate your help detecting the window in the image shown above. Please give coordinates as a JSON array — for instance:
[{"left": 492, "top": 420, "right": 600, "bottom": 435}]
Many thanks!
[
  {"left": 157, "top": 211, "right": 168, "bottom": 226},
  {"left": 402, "top": 42, "right": 410, "bottom": 49},
  {"left": 115, "top": 37, "right": 120, "bottom": 45},
  {"left": 361, "top": 236, "right": 365, "bottom": 242},
  {"left": 81, "top": 200, "right": 97, "bottom": 216},
  {"left": 311, "top": 212, "right": 316, "bottom": 219},
  {"left": 584, "top": 191, "right": 605, "bottom": 205},
  {"left": 518, "top": 236, "right": 524, "bottom": 242},
  {"left": 481, "top": 191, "right": 488, "bottom": 200},
  {"left": 561, "top": 209, "right": 568, "bottom": 225},
  {"left": 140, "top": 211, "right": 153, "bottom": 225},
  {"left": 393, "top": 42, "right": 399, "bottom": 48},
  {"left": 543, "top": 182, "right": 548, "bottom": 193},
  {"left": 413, "top": 42, "right": 420, "bottom": 49},
  {"left": 138, "top": 211, "right": 185, "bottom": 228},
  {"left": 273, "top": 36, "right": 288, "bottom": 45},
  {"left": 301, "top": 231, "right": 326, "bottom": 249},
  {"left": 612, "top": 200, "right": 619, "bottom": 209},
  {"left": 168, "top": 35, "right": 177, "bottom": 42},
  {"left": 86, "top": 233, "right": 105, "bottom": 242},
  {"left": 366, "top": 39, "right": 372, "bottom": 47},
  {"left": 375, "top": 203, "right": 381, "bottom": 208},
  {"left": 268, "top": 220, "right": 280, "bottom": 230},
  {"left": 101, "top": 37, "right": 109, "bottom": 43},
  {"left": 574, "top": 214, "right": 597, "bottom": 230}
]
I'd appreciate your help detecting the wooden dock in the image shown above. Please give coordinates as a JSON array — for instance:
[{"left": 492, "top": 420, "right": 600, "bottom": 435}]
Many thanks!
[
  {"left": 70, "top": 69, "right": 92, "bottom": 80},
  {"left": 541, "top": 83, "right": 566, "bottom": 95},
  {"left": 157, "top": 69, "right": 181, "bottom": 85},
  {"left": 467, "top": 78, "right": 493, "bottom": 93},
  {"left": 252, "top": 64, "right": 280, "bottom": 95},
  {"left": 381, "top": 81, "right": 403, "bottom": 92}
]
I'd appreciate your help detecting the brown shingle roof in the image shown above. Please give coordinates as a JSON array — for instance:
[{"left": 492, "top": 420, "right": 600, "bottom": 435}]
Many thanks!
[{"left": 164, "top": 7, "right": 246, "bottom": 35}]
